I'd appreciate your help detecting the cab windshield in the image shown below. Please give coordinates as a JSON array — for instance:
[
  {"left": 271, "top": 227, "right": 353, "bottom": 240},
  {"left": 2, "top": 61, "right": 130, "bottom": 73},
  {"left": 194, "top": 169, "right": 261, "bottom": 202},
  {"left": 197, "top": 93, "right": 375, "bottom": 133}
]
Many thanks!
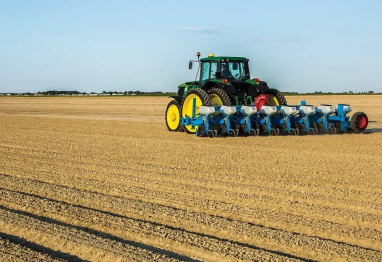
[{"left": 221, "top": 61, "right": 246, "bottom": 81}]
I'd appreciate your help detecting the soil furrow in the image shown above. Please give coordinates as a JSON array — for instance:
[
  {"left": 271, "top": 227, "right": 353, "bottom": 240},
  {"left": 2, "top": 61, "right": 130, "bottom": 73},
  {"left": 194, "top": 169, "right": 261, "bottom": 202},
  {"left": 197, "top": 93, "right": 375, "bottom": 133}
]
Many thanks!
[
  {"left": 1, "top": 125, "right": 382, "bottom": 189},
  {"left": 0, "top": 195, "right": 304, "bottom": 261},
  {"left": 1, "top": 145, "right": 382, "bottom": 199},
  {"left": 2, "top": 168, "right": 382, "bottom": 236},
  {"left": 1, "top": 184, "right": 381, "bottom": 261},
  {"left": 1, "top": 150, "right": 381, "bottom": 209},
  {"left": 0, "top": 232, "right": 80, "bottom": 262},
  {"left": 0, "top": 206, "right": 193, "bottom": 262},
  {"left": 2, "top": 172, "right": 382, "bottom": 246}
]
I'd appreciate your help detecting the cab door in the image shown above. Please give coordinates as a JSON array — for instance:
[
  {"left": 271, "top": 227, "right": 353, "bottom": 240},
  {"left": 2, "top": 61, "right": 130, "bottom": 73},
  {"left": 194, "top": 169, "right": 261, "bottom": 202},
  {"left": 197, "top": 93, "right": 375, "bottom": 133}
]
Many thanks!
[{"left": 201, "top": 62, "right": 218, "bottom": 82}]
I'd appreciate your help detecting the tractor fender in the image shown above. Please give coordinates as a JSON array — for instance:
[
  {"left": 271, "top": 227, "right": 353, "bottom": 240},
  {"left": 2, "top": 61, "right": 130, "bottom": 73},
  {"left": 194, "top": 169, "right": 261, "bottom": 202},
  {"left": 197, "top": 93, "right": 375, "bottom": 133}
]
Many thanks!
[
  {"left": 169, "top": 96, "right": 183, "bottom": 104},
  {"left": 202, "top": 81, "right": 236, "bottom": 95},
  {"left": 257, "top": 81, "right": 269, "bottom": 91},
  {"left": 247, "top": 82, "right": 269, "bottom": 97}
]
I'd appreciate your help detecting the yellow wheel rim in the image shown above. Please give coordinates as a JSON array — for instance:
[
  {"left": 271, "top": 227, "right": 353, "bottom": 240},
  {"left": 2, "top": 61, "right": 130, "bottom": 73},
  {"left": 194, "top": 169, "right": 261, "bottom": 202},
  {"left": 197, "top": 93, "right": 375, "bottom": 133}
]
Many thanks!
[
  {"left": 209, "top": 94, "right": 223, "bottom": 106},
  {"left": 166, "top": 104, "right": 180, "bottom": 130},
  {"left": 182, "top": 94, "right": 203, "bottom": 133},
  {"left": 209, "top": 94, "right": 223, "bottom": 116},
  {"left": 267, "top": 95, "right": 279, "bottom": 106}
]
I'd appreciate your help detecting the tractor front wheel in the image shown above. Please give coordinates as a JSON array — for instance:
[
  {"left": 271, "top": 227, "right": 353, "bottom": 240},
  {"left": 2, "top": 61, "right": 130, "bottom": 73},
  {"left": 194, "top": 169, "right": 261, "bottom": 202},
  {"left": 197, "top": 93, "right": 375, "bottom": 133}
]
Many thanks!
[{"left": 165, "top": 99, "right": 182, "bottom": 131}]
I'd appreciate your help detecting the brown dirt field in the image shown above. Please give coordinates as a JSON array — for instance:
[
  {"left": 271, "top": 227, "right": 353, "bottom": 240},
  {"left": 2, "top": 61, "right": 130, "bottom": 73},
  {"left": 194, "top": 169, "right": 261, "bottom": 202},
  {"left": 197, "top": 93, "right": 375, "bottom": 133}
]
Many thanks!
[{"left": 0, "top": 95, "right": 381, "bottom": 261}]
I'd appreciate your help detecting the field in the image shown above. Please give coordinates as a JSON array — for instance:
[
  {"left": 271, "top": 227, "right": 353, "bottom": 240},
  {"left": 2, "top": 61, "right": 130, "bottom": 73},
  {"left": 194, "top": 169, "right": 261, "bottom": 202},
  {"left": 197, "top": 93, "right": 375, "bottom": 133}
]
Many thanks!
[{"left": 0, "top": 95, "right": 381, "bottom": 261}]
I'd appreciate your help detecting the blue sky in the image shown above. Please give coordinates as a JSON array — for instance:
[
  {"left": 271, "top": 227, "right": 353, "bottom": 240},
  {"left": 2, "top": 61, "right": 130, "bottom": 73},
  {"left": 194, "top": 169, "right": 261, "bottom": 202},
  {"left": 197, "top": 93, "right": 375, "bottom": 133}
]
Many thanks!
[{"left": 1, "top": 0, "right": 381, "bottom": 93}]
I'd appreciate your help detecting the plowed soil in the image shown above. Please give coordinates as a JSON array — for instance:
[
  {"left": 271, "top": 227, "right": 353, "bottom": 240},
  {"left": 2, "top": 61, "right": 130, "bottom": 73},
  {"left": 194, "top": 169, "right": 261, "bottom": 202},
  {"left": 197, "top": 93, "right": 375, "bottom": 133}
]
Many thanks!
[{"left": 0, "top": 95, "right": 381, "bottom": 261}]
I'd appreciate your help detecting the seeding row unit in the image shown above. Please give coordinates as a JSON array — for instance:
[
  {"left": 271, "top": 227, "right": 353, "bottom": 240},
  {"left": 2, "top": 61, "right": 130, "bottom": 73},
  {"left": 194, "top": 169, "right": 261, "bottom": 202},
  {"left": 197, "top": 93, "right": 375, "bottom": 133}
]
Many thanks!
[{"left": 181, "top": 98, "right": 368, "bottom": 138}]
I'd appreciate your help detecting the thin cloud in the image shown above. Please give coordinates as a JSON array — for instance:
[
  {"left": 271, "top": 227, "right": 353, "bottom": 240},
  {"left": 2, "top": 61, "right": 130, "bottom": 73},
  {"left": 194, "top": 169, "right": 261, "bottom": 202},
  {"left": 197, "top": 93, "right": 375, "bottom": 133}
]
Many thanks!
[
  {"left": 173, "top": 27, "right": 220, "bottom": 34},
  {"left": 248, "top": 38, "right": 302, "bottom": 42}
]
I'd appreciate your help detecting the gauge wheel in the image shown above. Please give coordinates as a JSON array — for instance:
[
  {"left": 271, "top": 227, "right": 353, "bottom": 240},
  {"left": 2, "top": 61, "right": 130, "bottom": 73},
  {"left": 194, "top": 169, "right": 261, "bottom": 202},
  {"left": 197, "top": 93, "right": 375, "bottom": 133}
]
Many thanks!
[
  {"left": 317, "top": 123, "right": 325, "bottom": 134},
  {"left": 350, "top": 112, "right": 368, "bottom": 133}
]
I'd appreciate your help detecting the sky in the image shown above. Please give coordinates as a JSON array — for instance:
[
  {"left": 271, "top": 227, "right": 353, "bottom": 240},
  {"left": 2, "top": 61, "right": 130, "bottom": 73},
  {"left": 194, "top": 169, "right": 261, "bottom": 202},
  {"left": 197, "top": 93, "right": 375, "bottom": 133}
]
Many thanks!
[{"left": 0, "top": 0, "right": 381, "bottom": 93}]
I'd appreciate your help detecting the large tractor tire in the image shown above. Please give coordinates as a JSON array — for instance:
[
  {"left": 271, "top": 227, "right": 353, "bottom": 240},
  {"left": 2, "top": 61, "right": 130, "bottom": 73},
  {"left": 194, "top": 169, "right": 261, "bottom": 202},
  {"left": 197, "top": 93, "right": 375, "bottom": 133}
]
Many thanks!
[
  {"left": 261, "top": 88, "right": 287, "bottom": 106},
  {"left": 350, "top": 112, "right": 368, "bottom": 133},
  {"left": 165, "top": 99, "right": 183, "bottom": 131},
  {"left": 207, "top": 87, "right": 232, "bottom": 106},
  {"left": 181, "top": 88, "right": 211, "bottom": 134}
]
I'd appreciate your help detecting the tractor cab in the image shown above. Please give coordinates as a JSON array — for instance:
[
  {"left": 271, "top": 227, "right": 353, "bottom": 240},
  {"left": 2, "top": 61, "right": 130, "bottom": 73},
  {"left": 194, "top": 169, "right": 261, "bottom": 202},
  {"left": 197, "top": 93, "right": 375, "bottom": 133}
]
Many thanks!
[{"left": 199, "top": 55, "right": 250, "bottom": 83}]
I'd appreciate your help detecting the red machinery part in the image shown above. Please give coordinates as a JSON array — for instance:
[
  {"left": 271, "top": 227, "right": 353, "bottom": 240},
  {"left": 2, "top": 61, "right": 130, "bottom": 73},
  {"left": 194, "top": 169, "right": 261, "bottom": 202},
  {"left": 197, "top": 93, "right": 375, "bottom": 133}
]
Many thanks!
[
  {"left": 356, "top": 115, "right": 367, "bottom": 129},
  {"left": 350, "top": 111, "right": 368, "bottom": 133},
  {"left": 254, "top": 94, "right": 268, "bottom": 112}
]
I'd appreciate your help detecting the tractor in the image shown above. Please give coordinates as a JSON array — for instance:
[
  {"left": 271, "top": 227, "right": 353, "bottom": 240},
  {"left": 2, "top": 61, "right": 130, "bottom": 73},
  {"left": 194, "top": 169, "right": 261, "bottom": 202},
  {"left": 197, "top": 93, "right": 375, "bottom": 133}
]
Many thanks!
[{"left": 165, "top": 52, "right": 287, "bottom": 133}]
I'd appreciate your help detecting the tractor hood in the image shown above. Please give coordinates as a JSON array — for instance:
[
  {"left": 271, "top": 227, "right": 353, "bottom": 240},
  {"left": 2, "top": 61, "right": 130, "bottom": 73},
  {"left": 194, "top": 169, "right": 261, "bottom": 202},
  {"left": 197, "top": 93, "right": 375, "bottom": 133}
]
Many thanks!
[{"left": 177, "top": 81, "right": 199, "bottom": 89}]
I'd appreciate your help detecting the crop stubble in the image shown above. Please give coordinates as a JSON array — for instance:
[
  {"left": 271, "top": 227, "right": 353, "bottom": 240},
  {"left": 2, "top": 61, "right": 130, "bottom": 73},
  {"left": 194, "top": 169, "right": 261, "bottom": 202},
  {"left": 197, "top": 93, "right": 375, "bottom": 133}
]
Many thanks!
[{"left": 0, "top": 96, "right": 381, "bottom": 261}]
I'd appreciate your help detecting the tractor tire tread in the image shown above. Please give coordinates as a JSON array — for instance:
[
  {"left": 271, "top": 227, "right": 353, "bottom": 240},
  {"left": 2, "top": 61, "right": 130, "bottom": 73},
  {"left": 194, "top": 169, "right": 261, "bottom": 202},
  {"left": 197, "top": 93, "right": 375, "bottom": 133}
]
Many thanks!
[
  {"left": 264, "top": 88, "right": 288, "bottom": 105},
  {"left": 207, "top": 87, "right": 233, "bottom": 105},
  {"left": 350, "top": 111, "right": 368, "bottom": 133}
]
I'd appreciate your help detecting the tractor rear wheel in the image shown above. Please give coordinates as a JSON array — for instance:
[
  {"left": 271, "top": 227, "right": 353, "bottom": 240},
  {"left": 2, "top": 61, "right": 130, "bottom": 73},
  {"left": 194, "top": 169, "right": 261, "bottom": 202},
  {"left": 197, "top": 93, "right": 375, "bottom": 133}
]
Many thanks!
[
  {"left": 350, "top": 112, "right": 368, "bottom": 133},
  {"left": 207, "top": 87, "right": 232, "bottom": 106},
  {"left": 261, "top": 88, "right": 287, "bottom": 106},
  {"left": 181, "top": 88, "right": 211, "bottom": 134},
  {"left": 165, "top": 99, "right": 182, "bottom": 131}
]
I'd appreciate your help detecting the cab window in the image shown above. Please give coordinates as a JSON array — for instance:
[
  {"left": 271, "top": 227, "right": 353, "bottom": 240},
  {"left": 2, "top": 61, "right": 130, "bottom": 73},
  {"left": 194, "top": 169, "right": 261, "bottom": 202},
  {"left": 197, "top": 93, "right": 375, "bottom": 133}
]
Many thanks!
[
  {"left": 202, "top": 62, "right": 210, "bottom": 81},
  {"left": 210, "top": 62, "right": 218, "bottom": 79},
  {"left": 221, "top": 61, "right": 245, "bottom": 81},
  {"left": 202, "top": 62, "right": 218, "bottom": 81}
]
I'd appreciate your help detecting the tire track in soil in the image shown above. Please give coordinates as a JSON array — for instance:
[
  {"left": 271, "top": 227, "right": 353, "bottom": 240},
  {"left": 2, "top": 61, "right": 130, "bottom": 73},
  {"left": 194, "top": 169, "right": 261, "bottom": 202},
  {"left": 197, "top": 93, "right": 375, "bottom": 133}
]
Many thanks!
[
  {"left": 1, "top": 184, "right": 381, "bottom": 261},
  {"left": 1, "top": 150, "right": 382, "bottom": 208},
  {"left": 0, "top": 232, "right": 82, "bottom": 262},
  {"left": 0, "top": 158, "right": 381, "bottom": 228},
  {"left": 0, "top": 206, "right": 197, "bottom": 262},
  {"left": 1, "top": 131, "right": 382, "bottom": 190},
  {"left": 2, "top": 169, "right": 382, "bottom": 239},
  {"left": 0, "top": 194, "right": 305, "bottom": 262},
  {"left": 1, "top": 145, "right": 382, "bottom": 202}
]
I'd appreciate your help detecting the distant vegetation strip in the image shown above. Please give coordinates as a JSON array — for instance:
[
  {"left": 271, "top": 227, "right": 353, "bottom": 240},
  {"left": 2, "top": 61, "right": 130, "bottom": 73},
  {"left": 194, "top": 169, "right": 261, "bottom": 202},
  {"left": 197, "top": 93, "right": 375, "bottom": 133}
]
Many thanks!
[{"left": 0, "top": 90, "right": 380, "bottom": 96}]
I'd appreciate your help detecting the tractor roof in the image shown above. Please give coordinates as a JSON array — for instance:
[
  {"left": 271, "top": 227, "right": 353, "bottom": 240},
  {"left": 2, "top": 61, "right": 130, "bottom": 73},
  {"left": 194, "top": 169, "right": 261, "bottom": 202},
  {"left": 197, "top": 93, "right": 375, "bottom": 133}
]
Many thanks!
[{"left": 200, "top": 56, "right": 247, "bottom": 62}]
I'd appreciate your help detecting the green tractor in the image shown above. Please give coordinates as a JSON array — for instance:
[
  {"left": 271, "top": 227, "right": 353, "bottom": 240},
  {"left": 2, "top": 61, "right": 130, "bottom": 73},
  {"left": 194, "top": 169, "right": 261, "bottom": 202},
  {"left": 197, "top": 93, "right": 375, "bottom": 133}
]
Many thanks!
[{"left": 165, "top": 52, "right": 287, "bottom": 133}]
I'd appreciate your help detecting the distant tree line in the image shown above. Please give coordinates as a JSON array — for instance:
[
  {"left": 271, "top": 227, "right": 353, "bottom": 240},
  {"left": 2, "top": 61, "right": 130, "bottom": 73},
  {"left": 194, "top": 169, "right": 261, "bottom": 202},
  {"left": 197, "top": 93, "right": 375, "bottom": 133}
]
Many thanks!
[
  {"left": 283, "top": 91, "right": 376, "bottom": 96},
  {"left": 1, "top": 90, "right": 379, "bottom": 96},
  {"left": 38, "top": 91, "right": 85, "bottom": 95},
  {"left": 101, "top": 91, "right": 177, "bottom": 96}
]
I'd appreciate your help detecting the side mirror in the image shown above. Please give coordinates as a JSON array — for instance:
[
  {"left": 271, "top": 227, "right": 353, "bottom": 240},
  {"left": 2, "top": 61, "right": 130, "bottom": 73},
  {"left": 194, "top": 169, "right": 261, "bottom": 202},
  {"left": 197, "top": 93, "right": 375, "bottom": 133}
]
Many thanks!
[
  {"left": 232, "top": 62, "right": 238, "bottom": 70},
  {"left": 189, "top": 61, "right": 193, "bottom": 70}
]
